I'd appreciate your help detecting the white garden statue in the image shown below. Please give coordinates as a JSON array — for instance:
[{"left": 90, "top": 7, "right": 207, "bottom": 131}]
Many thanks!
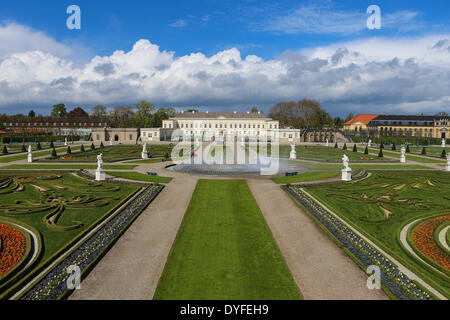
[
  {"left": 400, "top": 146, "right": 406, "bottom": 163},
  {"left": 95, "top": 153, "right": 105, "bottom": 181},
  {"left": 64, "top": 137, "right": 68, "bottom": 146},
  {"left": 110, "top": 138, "right": 113, "bottom": 146},
  {"left": 442, "top": 138, "right": 446, "bottom": 148},
  {"left": 27, "top": 145, "right": 33, "bottom": 163},
  {"left": 290, "top": 144, "right": 297, "bottom": 159},
  {"left": 341, "top": 154, "right": 352, "bottom": 181},
  {"left": 368, "top": 139, "right": 372, "bottom": 148},
  {"left": 326, "top": 139, "right": 329, "bottom": 147},
  {"left": 141, "top": 143, "right": 148, "bottom": 159},
  {"left": 446, "top": 154, "right": 450, "bottom": 172}
]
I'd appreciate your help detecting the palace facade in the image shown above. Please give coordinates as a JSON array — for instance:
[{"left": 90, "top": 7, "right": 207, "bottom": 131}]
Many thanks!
[{"left": 345, "top": 114, "right": 450, "bottom": 139}]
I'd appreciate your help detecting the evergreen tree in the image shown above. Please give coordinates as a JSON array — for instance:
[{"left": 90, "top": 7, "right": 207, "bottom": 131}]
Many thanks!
[
  {"left": 37, "top": 141, "right": 42, "bottom": 150},
  {"left": 364, "top": 146, "right": 369, "bottom": 155},
  {"left": 421, "top": 147, "right": 426, "bottom": 155},
  {"left": 2, "top": 145, "right": 7, "bottom": 155},
  {"left": 100, "top": 141, "right": 104, "bottom": 148},
  {"left": 80, "top": 144, "right": 85, "bottom": 152},
  {"left": 50, "top": 141, "right": 54, "bottom": 148},
  {"left": 378, "top": 148, "right": 384, "bottom": 158},
  {"left": 90, "top": 143, "right": 95, "bottom": 150},
  {"left": 164, "top": 152, "right": 169, "bottom": 159},
  {"left": 353, "top": 144, "right": 357, "bottom": 152},
  {"left": 406, "top": 145, "right": 410, "bottom": 153},
  {"left": 67, "top": 146, "right": 71, "bottom": 154},
  {"left": 334, "top": 142, "right": 338, "bottom": 148},
  {"left": 441, "top": 149, "right": 447, "bottom": 158},
  {"left": 380, "top": 142, "right": 384, "bottom": 150},
  {"left": 51, "top": 147, "right": 57, "bottom": 158},
  {"left": 343, "top": 143, "right": 347, "bottom": 150},
  {"left": 392, "top": 144, "right": 396, "bottom": 151},
  {"left": 21, "top": 144, "right": 26, "bottom": 152}
]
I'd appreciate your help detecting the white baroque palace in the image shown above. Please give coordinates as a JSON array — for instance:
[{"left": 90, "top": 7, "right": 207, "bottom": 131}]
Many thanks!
[{"left": 140, "top": 111, "right": 301, "bottom": 143}]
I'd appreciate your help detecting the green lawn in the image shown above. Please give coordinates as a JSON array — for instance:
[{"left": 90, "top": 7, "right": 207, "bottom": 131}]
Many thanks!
[
  {"left": 298, "top": 162, "right": 431, "bottom": 171},
  {"left": 40, "top": 144, "right": 174, "bottom": 162},
  {"left": 1, "top": 164, "right": 137, "bottom": 170},
  {"left": 126, "top": 158, "right": 171, "bottom": 164},
  {"left": 280, "top": 145, "right": 393, "bottom": 162},
  {"left": 0, "top": 171, "right": 139, "bottom": 295},
  {"left": 106, "top": 171, "right": 172, "bottom": 183},
  {"left": 154, "top": 179, "right": 301, "bottom": 300},
  {"left": 0, "top": 145, "right": 82, "bottom": 163},
  {"left": 272, "top": 171, "right": 339, "bottom": 184},
  {"left": 304, "top": 171, "right": 450, "bottom": 298},
  {"left": 359, "top": 147, "right": 446, "bottom": 164}
]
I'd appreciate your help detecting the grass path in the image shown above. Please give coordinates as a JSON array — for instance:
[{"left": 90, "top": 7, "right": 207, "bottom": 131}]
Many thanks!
[{"left": 154, "top": 179, "right": 301, "bottom": 300}]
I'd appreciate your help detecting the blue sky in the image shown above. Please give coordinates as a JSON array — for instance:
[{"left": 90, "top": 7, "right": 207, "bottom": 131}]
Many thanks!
[{"left": 0, "top": 0, "right": 449, "bottom": 116}]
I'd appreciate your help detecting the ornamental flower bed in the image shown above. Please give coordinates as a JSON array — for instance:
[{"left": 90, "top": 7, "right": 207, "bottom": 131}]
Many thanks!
[
  {"left": 0, "top": 224, "right": 26, "bottom": 277},
  {"left": 285, "top": 185, "right": 432, "bottom": 300},
  {"left": 412, "top": 216, "right": 450, "bottom": 270},
  {"left": 22, "top": 184, "right": 163, "bottom": 300}
]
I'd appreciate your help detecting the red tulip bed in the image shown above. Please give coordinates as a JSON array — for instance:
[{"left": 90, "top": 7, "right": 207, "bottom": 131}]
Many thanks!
[
  {"left": 412, "top": 216, "right": 450, "bottom": 270},
  {"left": 0, "top": 224, "right": 26, "bottom": 277}
]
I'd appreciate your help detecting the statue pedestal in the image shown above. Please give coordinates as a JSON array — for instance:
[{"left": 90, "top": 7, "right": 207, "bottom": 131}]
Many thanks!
[
  {"left": 290, "top": 151, "right": 297, "bottom": 159},
  {"left": 27, "top": 154, "right": 33, "bottom": 163},
  {"left": 446, "top": 164, "right": 450, "bottom": 172},
  {"left": 400, "top": 155, "right": 406, "bottom": 163},
  {"left": 341, "top": 168, "right": 352, "bottom": 181},
  {"left": 141, "top": 152, "right": 148, "bottom": 159},
  {"left": 95, "top": 169, "right": 105, "bottom": 181}
]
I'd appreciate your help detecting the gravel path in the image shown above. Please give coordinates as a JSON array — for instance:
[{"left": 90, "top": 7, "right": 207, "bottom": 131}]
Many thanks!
[
  {"left": 69, "top": 168, "right": 198, "bottom": 300},
  {"left": 246, "top": 178, "right": 388, "bottom": 300}
]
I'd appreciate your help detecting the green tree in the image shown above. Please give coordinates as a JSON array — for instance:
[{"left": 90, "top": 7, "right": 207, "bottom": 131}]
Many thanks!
[
  {"left": 364, "top": 146, "right": 369, "bottom": 155},
  {"left": 37, "top": 141, "right": 42, "bottom": 150},
  {"left": 80, "top": 144, "right": 85, "bottom": 152},
  {"left": 135, "top": 100, "right": 155, "bottom": 128},
  {"left": 90, "top": 143, "right": 95, "bottom": 150},
  {"left": 51, "top": 104, "right": 67, "bottom": 117},
  {"left": 421, "top": 147, "right": 426, "bottom": 155},
  {"left": 109, "top": 106, "right": 135, "bottom": 128},
  {"left": 67, "top": 146, "right": 72, "bottom": 154},
  {"left": 2, "top": 145, "right": 8, "bottom": 155},
  {"left": 342, "top": 143, "right": 347, "bottom": 150},
  {"left": 441, "top": 149, "right": 447, "bottom": 158},
  {"left": 28, "top": 110, "right": 36, "bottom": 117},
  {"left": 378, "top": 148, "right": 384, "bottom": 158},
  {"left": 406, "top": 145, "right": 410, "bottom": 153},
  {"left": 92, "top": 105, "right": 107, "bottom": 117},
  {"left": 250, "top": 106, "right": 261, "bottom": 113},
  {"left": 51, "top": 147, "right": 57, "bottom": 158},
  {"left": 345, "top": 113, "right": 355, "bottom": 122},
  {"left": 353, "top": 144, "right": 357, "bottom": 152}
]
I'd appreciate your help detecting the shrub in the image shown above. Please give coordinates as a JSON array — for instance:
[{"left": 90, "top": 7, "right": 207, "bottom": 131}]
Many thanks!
[
  {"left": 100, "top": 141, "right": 104, "bottom": 148},
  {"left": 37, "top": 141, "right": 42, "bottom": 150},
  {"left": 80, "top": 144, "right": 85, "bottom": 152},
  {"left": 378, "top": 148, "right": 384, "bottom": 158},
  {"left": 51, "top": 147, "right": 57, "bottom": 158},
  {"left": 392, "top": 144, "right": 396, "bottom": 151},
  {"left": 364, "top": 146, "right": 369, "bottom": 155},
  {"left": 441, "top": 149, "right": 447, "bottom": 158},
  {"left": 90, "top": 143, "right": 95, "bottom": 150},
  {"left": 21, "top": 144, "right": 26, "bottom": 152},
  {"left": 164, "top": 152, "right": 169, "bottom": 159},
  {"left": 2, "top": 145, "right": 8, "bottom": 155},
  {"left": 342, "top": 143, "right": 347, "bottom": 150},
  {"left": 406, "top": 145, "right": 410, "bottom": 153},
  {"left": 380, "top": 142, "right": 384, "bottom": 150},
  {"left": 353, "top": 144, "right": 357, "bottom": 152},
  {"left": 50, "top": 141, "right": 54, "bottom": 148},
  {"left": 67, "top": 146, "right": 71, "bottom": 154},
  {"left": 421, "top": 147, "right": 426, "bottom": 155},
  {"left": 334, "top": 142, "right": 338, "bottom": 148}
]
